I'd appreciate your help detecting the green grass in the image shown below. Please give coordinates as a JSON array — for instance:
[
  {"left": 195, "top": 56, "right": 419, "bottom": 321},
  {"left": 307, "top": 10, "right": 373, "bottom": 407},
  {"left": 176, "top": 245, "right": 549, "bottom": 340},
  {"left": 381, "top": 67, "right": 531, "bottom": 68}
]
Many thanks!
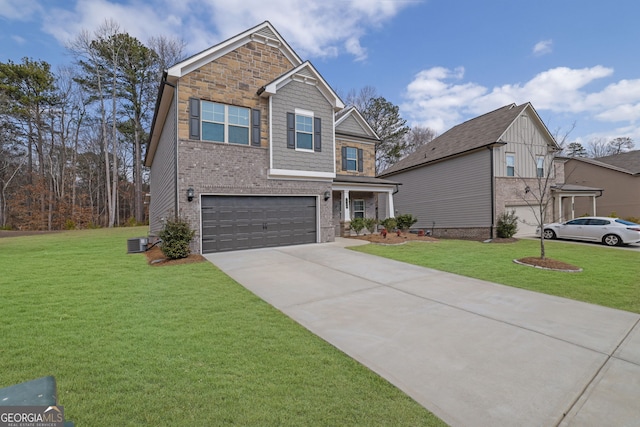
[
  {"left": 0, "top": 228, "right": 445, "bottom": 426},
  {"left": 351, "top": 238, "right": 640, "bottom": 313}
]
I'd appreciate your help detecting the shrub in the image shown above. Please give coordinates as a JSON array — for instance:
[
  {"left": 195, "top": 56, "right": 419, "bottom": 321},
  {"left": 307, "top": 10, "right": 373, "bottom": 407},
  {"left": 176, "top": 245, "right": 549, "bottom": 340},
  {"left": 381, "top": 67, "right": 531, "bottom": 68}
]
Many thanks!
[
  {"left": 349, "top": 217, "right": 366, "bottom": 235},
  {"left": 496, "top": 210, "right": 518, "bottom": 238},
  {"left": 363, "top": 218, "right": 377, "bottom": 234},
  {"left": 159, "top": 216, "right": 196, "bottom": 260},
  {"left": 379, "top": 217, "right": 397, "bottom": 231},
  {"left": 65, "top": 219, "right": 76, "bottom": 230},
  {"left": 396, "top": 214, "right": 418, "bottom": 231}
]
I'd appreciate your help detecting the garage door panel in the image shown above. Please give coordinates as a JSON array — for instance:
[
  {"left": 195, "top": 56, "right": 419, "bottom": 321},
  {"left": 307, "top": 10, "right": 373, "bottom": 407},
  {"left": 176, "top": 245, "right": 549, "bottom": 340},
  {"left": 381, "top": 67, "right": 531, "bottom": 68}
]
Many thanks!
[
  {"left": 202, "top": 196, "right": 317, "bottom": 253},
  {"left": 506, "top": 205, "right": 540, "bottom": 236}
]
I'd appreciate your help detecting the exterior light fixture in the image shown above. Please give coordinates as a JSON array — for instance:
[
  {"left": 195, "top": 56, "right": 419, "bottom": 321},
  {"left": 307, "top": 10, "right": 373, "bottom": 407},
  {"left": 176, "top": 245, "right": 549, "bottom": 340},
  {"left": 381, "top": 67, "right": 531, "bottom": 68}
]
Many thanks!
[
  {"left": 187, "top": 187, "right": 195, "bottom": 202},
  {"left": 525, "top": 185, "right": 531, "bottom": 194},
  {"left": 323, "top": 190, "right": 331, "bottom": 201}
]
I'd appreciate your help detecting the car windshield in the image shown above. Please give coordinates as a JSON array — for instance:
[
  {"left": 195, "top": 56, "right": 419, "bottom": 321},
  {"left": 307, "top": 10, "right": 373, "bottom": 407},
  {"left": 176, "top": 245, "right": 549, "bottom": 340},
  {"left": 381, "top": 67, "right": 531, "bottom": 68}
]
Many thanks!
[{"left": 615, "top": 219, "right": 640, "bottom": 226}]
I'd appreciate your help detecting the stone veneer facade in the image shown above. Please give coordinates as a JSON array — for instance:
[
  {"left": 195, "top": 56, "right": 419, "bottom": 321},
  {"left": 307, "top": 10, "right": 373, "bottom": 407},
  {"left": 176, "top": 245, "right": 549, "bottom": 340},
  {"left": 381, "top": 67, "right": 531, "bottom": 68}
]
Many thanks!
[{"left": 169, "top": 39, "right": 335, "bottom": 253}]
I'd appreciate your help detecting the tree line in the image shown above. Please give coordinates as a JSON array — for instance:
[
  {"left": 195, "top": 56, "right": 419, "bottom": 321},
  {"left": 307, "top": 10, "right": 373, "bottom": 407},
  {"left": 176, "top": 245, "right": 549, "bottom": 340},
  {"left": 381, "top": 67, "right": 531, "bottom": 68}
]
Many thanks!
[
  {"left": 0, "top": 21, "right": 432, "bottom": 231},
  {"left": 0, "top": 20, "right": 185, "bottom": 230}
]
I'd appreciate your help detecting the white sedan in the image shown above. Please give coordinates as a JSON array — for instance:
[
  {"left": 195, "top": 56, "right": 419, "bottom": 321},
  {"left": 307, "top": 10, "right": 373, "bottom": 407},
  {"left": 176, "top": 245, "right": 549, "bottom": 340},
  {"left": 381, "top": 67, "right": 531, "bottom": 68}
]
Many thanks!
[{"left": 539, "top": 217, "right": 640, "bottom": 246}]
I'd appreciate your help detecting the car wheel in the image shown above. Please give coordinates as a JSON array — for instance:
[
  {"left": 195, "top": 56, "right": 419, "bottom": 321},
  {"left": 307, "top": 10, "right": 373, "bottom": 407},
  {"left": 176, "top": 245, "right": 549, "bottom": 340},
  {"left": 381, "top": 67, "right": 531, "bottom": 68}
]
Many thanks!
[
  {"left": 543, "top": 229, "right": 556, "bottom": 240},
  {"left": 603, "top": 234, "right": 621, "bottom": 246}
]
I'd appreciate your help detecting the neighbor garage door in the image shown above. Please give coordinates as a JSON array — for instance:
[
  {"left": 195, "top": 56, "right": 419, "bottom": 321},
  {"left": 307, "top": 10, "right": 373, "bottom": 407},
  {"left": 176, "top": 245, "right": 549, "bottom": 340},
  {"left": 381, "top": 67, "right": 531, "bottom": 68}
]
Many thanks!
[
  {"left": 506, "top": 205, "right": 540, "bottom": 236},
  {"left": 201, "top": 195, "right": 317, "bottom": 253}
]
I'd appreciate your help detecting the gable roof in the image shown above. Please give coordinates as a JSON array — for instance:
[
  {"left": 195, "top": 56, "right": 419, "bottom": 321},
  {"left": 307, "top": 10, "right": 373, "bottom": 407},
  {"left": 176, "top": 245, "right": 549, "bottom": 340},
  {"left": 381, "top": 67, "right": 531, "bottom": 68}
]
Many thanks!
[
  {"left": 146, "top": 21, "right": 302, "bottom": 166},
  {"left": 562, "top": 155, "right": 639, "bottom": 176},
  {"left": 595, "top": 150, "right": 640, "bottom": 174},
  {"left": 166, "top": 21, "right": 301, "bottom": 82},
  {"left": 258, "top": 61, "right": 344, "bottom": 111},
  {"left": 335, "top": 106, "right": 379, "bottom": 140},
  {"left": 379, "top": 102, "right": 557, "bottom": 177}
]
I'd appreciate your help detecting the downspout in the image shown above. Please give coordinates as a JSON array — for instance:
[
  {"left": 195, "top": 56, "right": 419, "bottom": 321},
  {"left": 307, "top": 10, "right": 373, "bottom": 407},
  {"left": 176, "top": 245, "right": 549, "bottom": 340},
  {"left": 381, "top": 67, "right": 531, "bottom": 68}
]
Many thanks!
[
  {"left": 488, "top": 145, "right": 495, "bottom": 239},
  {"left": 162, "top": 79, "right": 178, "bottom": 217}
]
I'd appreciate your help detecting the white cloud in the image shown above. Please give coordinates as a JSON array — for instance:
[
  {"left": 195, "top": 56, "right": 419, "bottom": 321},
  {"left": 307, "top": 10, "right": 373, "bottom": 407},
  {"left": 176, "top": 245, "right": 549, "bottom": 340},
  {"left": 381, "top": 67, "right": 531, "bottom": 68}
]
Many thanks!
[
  {"left": 0, "top": 0, "right": 42, "bottom": 20},
  {"left": 533, "top": 39, "right": 553, "bottom": 56},
  {"left": 401, "top": 65, "right": 640, "bottom": 140},
  {"left": 38, "top": 0, "right": 418, "bottom": 61}
]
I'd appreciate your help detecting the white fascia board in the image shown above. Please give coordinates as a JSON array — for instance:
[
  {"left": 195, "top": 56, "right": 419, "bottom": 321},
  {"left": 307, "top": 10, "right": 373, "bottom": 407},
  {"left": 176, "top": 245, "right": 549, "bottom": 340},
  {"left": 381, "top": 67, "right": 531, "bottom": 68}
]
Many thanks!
[
  {"left": 260, "top": 62, "right": 345, "bottom": 111},
  {"left": 335, "top": 107, "right": 379, "bottom": 139},
  {"left": 268, "top": 169, "right": 335, "bottom": 180},
  {"left": 167, "top": 22, "right": 302, "bottom": 78},
  {"left": 331, "top": 182, "right": 396, "bottom": 193}
]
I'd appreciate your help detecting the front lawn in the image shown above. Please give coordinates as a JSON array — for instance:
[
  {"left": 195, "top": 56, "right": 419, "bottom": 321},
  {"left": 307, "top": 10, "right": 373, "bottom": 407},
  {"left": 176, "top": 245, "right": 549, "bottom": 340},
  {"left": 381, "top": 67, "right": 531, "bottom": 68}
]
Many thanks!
[
  {"left": 0, "top": 228, "right": 444, "bottom": 426},
  {"left": 351, "top": 238, "right": 640, "bottom": 313}
]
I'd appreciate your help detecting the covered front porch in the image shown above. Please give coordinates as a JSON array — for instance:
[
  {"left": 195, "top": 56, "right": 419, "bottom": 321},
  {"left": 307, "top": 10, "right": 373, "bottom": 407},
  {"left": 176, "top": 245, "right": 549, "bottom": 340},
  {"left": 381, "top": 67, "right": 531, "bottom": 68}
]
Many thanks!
[
  {"left": 332, "top": 175, "right": 400, "bottom": 237},
  {"left": 552, "top": 184, "right": 603, "bottom": 222}
]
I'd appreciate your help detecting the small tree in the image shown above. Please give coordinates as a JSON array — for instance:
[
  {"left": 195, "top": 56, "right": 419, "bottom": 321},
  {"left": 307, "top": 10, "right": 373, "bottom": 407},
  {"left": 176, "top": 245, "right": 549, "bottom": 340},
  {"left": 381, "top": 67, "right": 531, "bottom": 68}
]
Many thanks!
[
  {"left": 159, "top": 216, "right": 195, "bottom": 259},
  {"left": 379, "top": 217, "right": 397, "bottom": 231},
  {"left": 363, "top": 217, "right": 377, "bottom": 234},
  {"left": 396, "top": 214, "right": 418, "bottom": 231},
  {"left": 349, "top": 217, "right": 366, "bottom": 235},
  {"left": 496, "top": 210, "right": 518, "bottom": 238}
]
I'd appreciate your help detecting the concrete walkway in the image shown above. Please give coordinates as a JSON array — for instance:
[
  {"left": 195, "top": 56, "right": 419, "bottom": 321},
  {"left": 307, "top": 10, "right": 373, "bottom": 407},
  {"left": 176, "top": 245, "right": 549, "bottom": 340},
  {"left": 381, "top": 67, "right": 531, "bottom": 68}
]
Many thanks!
[{"left": 205, "top": 239, "right": 640, "bottom": 427}]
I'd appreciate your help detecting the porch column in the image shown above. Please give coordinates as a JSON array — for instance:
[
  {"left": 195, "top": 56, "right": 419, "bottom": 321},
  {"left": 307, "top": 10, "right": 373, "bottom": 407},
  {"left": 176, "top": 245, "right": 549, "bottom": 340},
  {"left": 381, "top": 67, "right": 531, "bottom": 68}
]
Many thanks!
[
  {"left": 592, "top": 196, "right": 597, "bottom": 216},
  {"left": 342, "top": 190, "right": 351, "bottom": 222},
  {"left": 557, "top": 196, "right": 563, "bottom": 222},
  {"left": 571, "top": 196, "right": 576, "bottom": 219},
  {"left": 387, "top": 189, "right": 395, "bottom": 219}
]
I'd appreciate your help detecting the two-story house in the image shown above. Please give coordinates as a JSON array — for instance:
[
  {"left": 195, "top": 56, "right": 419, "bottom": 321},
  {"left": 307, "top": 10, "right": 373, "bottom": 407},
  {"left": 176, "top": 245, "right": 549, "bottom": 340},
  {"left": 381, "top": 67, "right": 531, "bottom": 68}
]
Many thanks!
[
  {"left": 145, "top": 21, "right": 396, "bottom": 253},
  {"left": 379, "top": 103, "right": 600, "bottom": 238}
]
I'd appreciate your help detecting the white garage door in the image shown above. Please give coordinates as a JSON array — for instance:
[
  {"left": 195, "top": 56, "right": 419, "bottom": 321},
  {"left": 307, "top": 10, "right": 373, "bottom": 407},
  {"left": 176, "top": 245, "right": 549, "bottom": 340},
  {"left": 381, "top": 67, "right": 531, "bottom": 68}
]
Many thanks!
[{"left": 505, "top": 205, "right": 541, "bottom": 236}]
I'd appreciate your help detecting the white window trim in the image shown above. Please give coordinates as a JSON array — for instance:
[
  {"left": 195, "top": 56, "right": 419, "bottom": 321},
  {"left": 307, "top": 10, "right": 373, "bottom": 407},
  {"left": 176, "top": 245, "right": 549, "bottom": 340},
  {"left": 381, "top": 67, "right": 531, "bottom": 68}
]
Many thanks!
[
  {"left": 352, "top": 199, "right": 365, "bottom": 219},
  {"left": 506, "top": 153, "right": 515, "bottom": 177},
  {"left": 294, "top": 108, "right": 314, "bottom": 152},
  {"left": 536, "top": 156, "right": 545, "bottom": 178},
  {"left": 346, "top": 147, "right": 358, "bottom": 171},
  {"left": 201, "top": 101, "right": 250, "bottom": 145}
]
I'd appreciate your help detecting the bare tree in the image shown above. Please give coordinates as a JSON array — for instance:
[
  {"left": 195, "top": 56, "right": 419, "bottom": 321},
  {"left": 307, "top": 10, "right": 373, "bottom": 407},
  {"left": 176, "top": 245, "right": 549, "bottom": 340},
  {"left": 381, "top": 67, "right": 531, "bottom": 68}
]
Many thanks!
[
  {"left": 607, "top": 137, "right": 634, "bottom": 155},
  {"left": 586, "top": 137, "right": 613, "bottom": 158},
  {"left": 403, "top": 125, "right": 436, "bottom": 159}
]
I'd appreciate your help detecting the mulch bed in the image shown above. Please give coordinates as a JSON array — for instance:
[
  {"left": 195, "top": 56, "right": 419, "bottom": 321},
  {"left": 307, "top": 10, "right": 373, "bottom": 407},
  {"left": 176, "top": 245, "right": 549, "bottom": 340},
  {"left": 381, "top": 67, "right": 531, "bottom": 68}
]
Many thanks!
[
  {"left": 348, "top": 233, "right": 439, "bottom": 244},
  {"left": 143, "top": 245, "right": 206, "bottom": 266}
]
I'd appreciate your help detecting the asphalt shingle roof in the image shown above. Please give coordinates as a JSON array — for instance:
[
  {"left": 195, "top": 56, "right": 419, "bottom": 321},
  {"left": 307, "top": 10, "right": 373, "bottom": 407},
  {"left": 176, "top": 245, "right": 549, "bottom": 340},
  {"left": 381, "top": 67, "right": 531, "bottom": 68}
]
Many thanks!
[
  {"left": 595, "top": 150, "right": 640, "bottom": 174},
  {"left": 379, "top": 103, "right": 529, "bottom": 177}
]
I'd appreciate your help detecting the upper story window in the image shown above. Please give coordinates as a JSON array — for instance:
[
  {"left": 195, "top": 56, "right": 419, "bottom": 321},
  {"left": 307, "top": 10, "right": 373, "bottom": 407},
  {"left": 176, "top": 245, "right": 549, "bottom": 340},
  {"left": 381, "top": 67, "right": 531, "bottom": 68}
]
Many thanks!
[
  {"left": 506, "top": 154, "right": 515, "bottom": 177},
  {"left": 536, "top": 156, "right": 544, "bottom": 178},
  {"left": 201, "top": 101, "right": 250, "bottom": 145},
  {"left": 287, "top": 110, "right": 322, "bottom": 152},
  {"left": 341, "top": 146, "right": 364, "bottom": 172},
  {"left": 295, "top": 114, "right": 313, "bottom": 150},
  {"left": 189, "top": 98, "right": 261, "bottom": 147}
]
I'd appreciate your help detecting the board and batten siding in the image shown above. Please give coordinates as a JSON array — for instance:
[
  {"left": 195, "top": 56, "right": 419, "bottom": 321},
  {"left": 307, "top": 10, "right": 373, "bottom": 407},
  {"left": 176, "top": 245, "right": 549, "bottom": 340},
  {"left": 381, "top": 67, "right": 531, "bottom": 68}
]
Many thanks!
[
  {"left": 392, "top": 149, "right": 493, "bottom": 229},
  {"left": 270, "top": 80, "right": 334, "bottom": 173},
  {"left": 494, "top": 114, "right": 554, "bottom": 178},
  {"left": 148, "top": 97, "right": 177, "bottom": 236}
]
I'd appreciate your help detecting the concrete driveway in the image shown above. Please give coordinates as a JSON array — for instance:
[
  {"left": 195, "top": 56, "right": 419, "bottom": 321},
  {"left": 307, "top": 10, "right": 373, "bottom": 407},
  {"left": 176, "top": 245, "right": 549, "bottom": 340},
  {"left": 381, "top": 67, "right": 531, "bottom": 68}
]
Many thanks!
[{"left": 205, "top": 239, "right": 640, "bottom": 427}]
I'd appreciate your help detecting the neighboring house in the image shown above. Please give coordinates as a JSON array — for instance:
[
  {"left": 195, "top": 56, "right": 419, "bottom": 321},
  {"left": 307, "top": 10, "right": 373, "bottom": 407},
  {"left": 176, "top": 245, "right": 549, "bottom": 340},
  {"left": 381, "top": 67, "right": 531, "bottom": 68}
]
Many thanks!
[
  {"left": 378, "top": 103, "right": 600, "bottom": 238},
  {"left": 563, "top": 150, "right": 640, "bottom": 219},
  {"left": 145, "top": 22, "right": 395, "bottom": 253}
]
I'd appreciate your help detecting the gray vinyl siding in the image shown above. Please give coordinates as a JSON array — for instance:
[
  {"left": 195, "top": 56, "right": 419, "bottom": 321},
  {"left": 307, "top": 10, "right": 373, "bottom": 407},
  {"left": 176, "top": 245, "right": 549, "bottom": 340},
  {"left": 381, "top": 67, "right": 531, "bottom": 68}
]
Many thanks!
[
  {"left": 391, "top": 150, "right": 492, "bottom": 228},
  {"left": 255, "top": 27, "right": 277, "bottom": 39},
  {"left": 148, "top": 98, "right": 177, "bottom": 235},
  {"left": 271, "top": 80, "right": 334, "bottom": 172},
  {"left": 494, "top": 115, "right": 553, "bottom": 178},
  {"left": 336, "top": 115, "right": 365, "bottom": 135}
]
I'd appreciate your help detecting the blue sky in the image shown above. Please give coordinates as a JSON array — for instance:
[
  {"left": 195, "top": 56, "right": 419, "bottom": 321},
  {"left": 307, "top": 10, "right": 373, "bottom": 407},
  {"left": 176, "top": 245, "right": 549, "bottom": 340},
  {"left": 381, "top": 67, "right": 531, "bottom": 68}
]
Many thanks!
[{"left": 2, "top": 0, "right": 639, "bottom": 149}]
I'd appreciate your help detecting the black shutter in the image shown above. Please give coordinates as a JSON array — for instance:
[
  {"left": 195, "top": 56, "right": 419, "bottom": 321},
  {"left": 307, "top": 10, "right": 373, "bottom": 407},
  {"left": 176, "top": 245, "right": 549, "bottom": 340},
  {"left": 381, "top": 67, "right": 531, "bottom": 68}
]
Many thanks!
[
  {"left": 251, "top": 109, "right": 261, "bottom": 146},
  {"left": 286, "top": 112, "right": 295, "bottom": 149},
  {"left": 189, "top": 98, "right": 200, "bottom": 140},
  {"left": 314, "top": 117, "right": 322, "bottom": 152},
  {"left": 341, "top": 146, "right": 347, "bottom": 170},
  {"left": 357, "top": 148, "right": 364, "bottom": 172}
]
